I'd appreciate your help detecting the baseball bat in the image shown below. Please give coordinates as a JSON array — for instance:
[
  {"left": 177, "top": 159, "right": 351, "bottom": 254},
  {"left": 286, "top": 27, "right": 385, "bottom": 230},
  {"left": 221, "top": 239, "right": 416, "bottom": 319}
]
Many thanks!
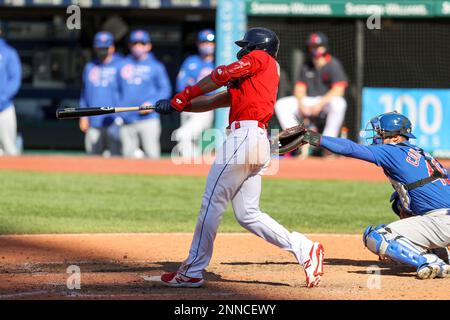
[{"left": 56, "top": 105, "right": 155, "bottom": 119}]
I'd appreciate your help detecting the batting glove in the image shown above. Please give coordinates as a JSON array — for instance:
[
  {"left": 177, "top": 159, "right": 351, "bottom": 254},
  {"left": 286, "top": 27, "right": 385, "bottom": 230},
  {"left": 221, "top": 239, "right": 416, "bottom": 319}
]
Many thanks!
[{"left": 154, "top": 99, "right": 176, "bottom": 115}]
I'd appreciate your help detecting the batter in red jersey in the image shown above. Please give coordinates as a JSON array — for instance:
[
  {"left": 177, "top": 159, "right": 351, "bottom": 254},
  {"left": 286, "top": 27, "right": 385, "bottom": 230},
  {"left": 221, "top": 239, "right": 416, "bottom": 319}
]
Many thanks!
[{"left": 154, "top": 28, "right": 324, "bottom": 288}]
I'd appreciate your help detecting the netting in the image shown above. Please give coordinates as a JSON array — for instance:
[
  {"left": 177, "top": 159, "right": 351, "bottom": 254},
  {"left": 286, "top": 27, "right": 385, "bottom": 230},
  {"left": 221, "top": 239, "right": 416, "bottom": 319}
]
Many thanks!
[
  {"left": 248, "top": 17, "right": 357, "bottom": 134},
  {"left": 364, "top": 19, "right": 450, "bottom": 88},
  {"left": 248, "top": 17, "right": 450, "bottom": 138}
]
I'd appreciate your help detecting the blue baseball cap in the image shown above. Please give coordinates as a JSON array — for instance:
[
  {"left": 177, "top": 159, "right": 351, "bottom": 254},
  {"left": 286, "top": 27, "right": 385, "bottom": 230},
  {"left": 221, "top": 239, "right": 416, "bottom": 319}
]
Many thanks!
[
  {"left": 129, "top": 30, "right": 151, "bottom": 44},
  {"left": 198, "top": 29, "right": 215, "bottom": 42},
  {"left": 93, "top": 31, "right": 114, "bottom": 48}
]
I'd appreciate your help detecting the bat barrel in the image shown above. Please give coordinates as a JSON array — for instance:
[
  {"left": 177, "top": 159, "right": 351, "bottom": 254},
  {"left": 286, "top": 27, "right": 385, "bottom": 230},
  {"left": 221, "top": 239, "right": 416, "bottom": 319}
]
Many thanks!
[{"left": 56, "top": 107, "right": 116, "bottom": 119}]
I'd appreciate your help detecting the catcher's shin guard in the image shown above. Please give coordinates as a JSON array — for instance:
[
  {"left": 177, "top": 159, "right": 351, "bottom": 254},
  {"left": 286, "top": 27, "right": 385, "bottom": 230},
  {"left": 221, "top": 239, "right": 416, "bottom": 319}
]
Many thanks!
[{"left": 363, "top": 225, "right": 439, "bottom": 269}]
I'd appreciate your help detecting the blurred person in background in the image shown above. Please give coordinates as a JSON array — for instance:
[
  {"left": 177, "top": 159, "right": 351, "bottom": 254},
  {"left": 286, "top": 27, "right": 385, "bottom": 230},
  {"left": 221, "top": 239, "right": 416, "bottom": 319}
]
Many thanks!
[
  {"left": 118, "top": 30, "right": 171, "bottom": 159},
  {"left": 172, "top": 29, "right": 216, "bottom": 159},
  {"left": 274, "top": 32, "right": 348, "bottom": 158},
  {"left": 79, "top": 31, "right": 123, "bottom": 157},
  {"left": 0, "top": 23, "right": 22, "bottom": 156}
]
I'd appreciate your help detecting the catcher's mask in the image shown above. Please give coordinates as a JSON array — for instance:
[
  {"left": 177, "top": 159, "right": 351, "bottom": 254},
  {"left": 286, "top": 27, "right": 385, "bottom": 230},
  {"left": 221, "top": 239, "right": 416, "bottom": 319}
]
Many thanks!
[{"left": 361, "top": 111, "right": 416, "bottom": 145}]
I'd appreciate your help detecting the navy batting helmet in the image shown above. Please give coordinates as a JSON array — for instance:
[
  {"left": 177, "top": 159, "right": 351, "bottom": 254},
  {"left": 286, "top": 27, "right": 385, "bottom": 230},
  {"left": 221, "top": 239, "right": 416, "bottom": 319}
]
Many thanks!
[{"left": 235, "top": 27, "right": 280, "bottom": 60}]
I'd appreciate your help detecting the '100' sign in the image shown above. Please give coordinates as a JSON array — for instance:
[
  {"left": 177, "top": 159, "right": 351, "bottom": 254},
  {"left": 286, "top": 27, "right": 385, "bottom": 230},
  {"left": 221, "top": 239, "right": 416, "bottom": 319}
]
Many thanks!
[{"left": 362, "top": 88, "right": 450, "bottom": 151}]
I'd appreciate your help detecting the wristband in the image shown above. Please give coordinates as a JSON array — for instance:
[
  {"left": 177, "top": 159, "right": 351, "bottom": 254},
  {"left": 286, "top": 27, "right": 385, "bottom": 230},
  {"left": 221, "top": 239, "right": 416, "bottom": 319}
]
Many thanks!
[{"left": 306, "top": 130, "right": 322, "bottom": 147}]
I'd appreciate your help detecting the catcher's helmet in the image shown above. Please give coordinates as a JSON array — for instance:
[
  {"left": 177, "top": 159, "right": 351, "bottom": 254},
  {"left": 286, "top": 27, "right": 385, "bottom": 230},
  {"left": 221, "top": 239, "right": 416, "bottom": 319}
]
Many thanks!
[
  {"left": 235, "top": 27, "right": 280, "bottom": 60},
  {"left": 364, "top": 111, "right": 416, "bottom": 145}
]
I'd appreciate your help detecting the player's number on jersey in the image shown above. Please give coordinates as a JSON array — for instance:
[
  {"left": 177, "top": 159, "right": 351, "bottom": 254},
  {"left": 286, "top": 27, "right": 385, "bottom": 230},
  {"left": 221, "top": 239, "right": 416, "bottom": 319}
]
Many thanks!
[
  {"left": 426, "top": 156, "right": 449, "bottom": 186},
  {"left": 406, "top": 149, "right": 420, "bottom": 167},
  {"left": 406, "top": 148, "right": 448, "bottom": 186}
]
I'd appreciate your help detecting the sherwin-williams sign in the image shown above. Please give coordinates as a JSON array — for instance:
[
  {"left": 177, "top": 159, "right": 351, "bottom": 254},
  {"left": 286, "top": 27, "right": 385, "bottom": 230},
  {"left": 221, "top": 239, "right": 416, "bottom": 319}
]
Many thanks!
[
  {"left": 362, "top": 88, "right": 450, "bottom": 157},
  {"left": 0, "top": 0, "right": 217, "bottom": 7},
  {"left": 247, "top": 0, "right": 450, "bottom": 17}
]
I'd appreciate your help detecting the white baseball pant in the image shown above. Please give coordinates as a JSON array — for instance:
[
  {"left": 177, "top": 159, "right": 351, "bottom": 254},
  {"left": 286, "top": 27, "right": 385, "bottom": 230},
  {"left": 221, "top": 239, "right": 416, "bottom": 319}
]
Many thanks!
[
  {"left": 274, "top": 95, "right": 347, "bottom": 137},
  {"left": 85, "top": 127, "right": 122, "bottom": 156},
  {"left": 120, "top": 118, "right": 161, "bottom": 159},
  {"left": 387, "top": 209, "right": 450, "bottom": 250},
  {"left": 0, "top": 106, "right": 18, "bottom": 156},
  {"left": 177, "top": 120, "right": 314, "bottom": 278}
]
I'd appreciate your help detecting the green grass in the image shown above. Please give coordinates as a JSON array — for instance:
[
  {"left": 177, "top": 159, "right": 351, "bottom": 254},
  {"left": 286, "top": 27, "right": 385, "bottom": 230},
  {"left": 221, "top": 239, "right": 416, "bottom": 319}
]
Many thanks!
[{"left": 0, "top": 170, "right": 395, "bottom": 234}]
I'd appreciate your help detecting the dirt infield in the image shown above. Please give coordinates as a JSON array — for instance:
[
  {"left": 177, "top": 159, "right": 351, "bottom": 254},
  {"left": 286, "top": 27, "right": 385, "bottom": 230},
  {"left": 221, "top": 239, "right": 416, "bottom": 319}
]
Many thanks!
[
  {"left": 0, "top": 156, "right": 449, "bottom": 300},
  {"left": 0, "top": 155, "right": 390, "bottom": 181},
  {"left": 1, "top": 155, "right": 448, "bottom": 181},
  {"left": 0, "top": 233, "right": 448, "bottom": 300}
]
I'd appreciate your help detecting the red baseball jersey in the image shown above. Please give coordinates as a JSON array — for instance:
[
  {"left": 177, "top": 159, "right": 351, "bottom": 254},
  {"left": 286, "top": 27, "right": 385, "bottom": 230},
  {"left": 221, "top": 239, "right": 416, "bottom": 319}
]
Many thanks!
[{"left": 227, "top": 50, "right": 280, "bottom": 127}]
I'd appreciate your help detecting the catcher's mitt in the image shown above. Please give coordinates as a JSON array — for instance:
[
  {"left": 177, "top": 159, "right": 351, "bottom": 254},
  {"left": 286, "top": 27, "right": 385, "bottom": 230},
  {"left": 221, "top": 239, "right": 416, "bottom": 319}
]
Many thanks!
[{"left": 273, "top": 123, "right": 307, "bottom": 155}]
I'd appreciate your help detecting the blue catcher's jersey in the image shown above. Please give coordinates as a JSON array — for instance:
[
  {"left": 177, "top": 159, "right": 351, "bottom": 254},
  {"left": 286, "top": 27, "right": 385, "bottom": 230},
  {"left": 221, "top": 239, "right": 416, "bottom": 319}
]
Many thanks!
[
  {"left": 176, "top": 54, "right": 214, "bottom": 92},
  {"left": 369, "top": 141, "right": 450, "bottom": 214}
]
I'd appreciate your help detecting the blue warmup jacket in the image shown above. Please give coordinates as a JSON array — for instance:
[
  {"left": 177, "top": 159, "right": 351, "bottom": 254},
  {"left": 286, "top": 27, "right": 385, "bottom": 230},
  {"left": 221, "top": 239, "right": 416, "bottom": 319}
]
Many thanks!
[
  {"left": 0, "top": 39, "right": 22, "bottom": 112},
  {"left": 176, "top": 54, "right": 214, "bottom": 92},
  {"left": 320, "top": 136, "right": 450, "bottom": 214},
  {"left": 79, "top": 54, "right": 123, "bottom": 128},
  {"left": 118, "top": 53, "right": 171, "bottom": 124}
]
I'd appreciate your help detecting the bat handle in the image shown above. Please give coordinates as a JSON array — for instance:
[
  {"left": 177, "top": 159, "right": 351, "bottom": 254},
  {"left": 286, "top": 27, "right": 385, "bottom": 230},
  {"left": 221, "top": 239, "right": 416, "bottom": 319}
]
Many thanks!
[{"left": 139, "top": 105, "right": 155, "bottom": 111}]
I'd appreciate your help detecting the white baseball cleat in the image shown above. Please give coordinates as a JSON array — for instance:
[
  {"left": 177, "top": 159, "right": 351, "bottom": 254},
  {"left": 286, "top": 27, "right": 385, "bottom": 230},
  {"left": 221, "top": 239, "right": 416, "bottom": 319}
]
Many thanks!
[
  {"left": 416, "top": 263, "right": 441, "bottom": 280},
  {"left": 303, "top": 242, "right": 324, "bottom": 288},
  {"left": 160, "top": 272, "right": 204, "bottom": 288}
]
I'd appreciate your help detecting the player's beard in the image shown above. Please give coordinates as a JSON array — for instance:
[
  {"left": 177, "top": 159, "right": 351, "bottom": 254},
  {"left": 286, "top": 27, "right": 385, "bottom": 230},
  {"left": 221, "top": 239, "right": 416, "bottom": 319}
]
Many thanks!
[{"left": 237, "top": 48, "right": 250, "bottom": 60}]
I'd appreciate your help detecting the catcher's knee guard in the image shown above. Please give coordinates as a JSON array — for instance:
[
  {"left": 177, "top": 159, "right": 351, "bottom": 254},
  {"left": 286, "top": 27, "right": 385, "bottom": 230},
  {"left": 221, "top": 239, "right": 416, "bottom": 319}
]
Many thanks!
[
  {"left": 363, "top": 224, "right": 438, "bottom": 269},
  {"left": 363, "top": 224, "right": 389, "bottom": 255}
]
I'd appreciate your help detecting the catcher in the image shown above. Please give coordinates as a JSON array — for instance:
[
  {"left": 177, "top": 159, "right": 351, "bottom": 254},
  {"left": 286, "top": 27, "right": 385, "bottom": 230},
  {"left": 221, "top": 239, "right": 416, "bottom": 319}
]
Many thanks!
[{"left": 276, "top": 111, "right": 450, "bottom": 279}]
